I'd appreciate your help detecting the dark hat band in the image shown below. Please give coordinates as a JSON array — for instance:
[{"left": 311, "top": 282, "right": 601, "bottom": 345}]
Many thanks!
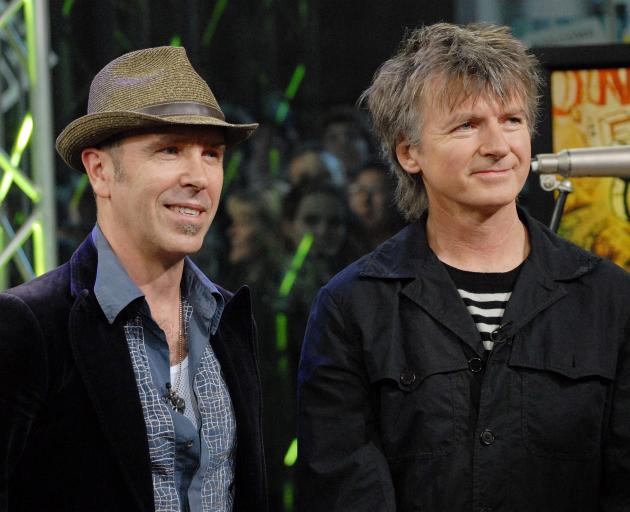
[{"left": 135, "top": 101, "right": 225, "bottom": 121}]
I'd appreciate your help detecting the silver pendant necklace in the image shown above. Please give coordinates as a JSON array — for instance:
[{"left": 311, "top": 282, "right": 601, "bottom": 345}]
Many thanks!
[{"left": 164, "top": 292, "right": 186, "bottom": 414}]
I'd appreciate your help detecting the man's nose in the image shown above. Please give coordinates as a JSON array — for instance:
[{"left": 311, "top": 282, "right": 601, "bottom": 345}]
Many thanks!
[
  {"left": 479, "top": 121, "right": 510, "bottom": 159},
  {"left": 182, "top": 152, "right": 210, "bottom": 188}
]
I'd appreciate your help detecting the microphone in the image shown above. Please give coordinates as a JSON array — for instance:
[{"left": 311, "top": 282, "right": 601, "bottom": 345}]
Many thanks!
[{"left": 531, "top": 145, "right": 630, "bottom": 178}]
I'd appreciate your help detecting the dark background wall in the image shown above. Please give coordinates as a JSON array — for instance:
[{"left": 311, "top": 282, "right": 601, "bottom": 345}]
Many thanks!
[
  {"left": 50, "top": 0, "right": 454, "bottom": 144},
  {"left": 49, "top": 0, "right": 559, "bottom": 234}
]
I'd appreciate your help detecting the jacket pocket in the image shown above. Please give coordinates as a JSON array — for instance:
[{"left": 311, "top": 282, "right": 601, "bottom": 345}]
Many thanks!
[
  {"left": 510, "top": 354, "right": 613, "bottom": 460},
  {"left": 374, "top": 369, "right": 461, "bottom": 460}
]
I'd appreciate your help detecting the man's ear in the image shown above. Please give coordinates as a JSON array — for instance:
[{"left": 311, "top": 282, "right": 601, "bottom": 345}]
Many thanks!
[
  {"left": 395, "top": 138, "right": 422, "bottom": 175},
  {"left": 81, "top": 148, "right": 114, "bottom": 198}
]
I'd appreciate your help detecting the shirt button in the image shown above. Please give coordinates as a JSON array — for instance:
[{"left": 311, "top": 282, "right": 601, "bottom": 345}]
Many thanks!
[
  {"left": 185, "top": 440, "right": 194, "bottom": 449},
  {"left": 468, "top": 357, "right": 484, "bottom": 373},
  {"left": 399, "top": 369, "right": 416, "bottom": 386},
  {"left": 480, "top": 429, "right": 496, "bottom": 446}
]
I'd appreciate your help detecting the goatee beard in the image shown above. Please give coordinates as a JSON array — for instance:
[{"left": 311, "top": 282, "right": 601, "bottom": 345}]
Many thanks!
[{"left": 176, "top": 222, "right": 202, "bottom": 236}]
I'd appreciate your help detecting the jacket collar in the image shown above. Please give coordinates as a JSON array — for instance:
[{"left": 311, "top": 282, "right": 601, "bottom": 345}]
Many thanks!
[
  {"left": 359, "top": 206, "right": 600, "bottom": 283},
  {"left": 69, "top": 232, "right": 99, "bottom": 299},
  {"left": 359, "top": 219, "right": 428, "bottom": 280},
  {"left": 359, "top": 212, "right": 481, "bottom": 352},
  {"left": 520, "top": 208, "right": 600, "bottom": 282},
  {"left": 357, "top": 206, "right": 601, "bottom": 355}
]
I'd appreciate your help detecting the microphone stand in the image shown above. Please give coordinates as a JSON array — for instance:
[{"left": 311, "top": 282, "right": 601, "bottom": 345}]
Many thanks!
[
  {"left": 538, "top": 174, "right": 573, "bottom": 233},
  {"left": 532, "top": 146, "right": 630, "bottom": 232}
]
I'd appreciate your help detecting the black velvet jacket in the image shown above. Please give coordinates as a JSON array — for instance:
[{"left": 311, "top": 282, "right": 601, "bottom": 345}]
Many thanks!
[{"left": 0, "top": 235, "right": 267, "bottom": 511}]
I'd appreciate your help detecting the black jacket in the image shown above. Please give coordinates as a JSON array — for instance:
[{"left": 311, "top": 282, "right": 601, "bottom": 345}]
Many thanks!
[
  {"left": 297, "top": 210, "right": 630, "bottom": 512},
  {"left": 0, "top": 235, "right": 268, "bottom": 512}
]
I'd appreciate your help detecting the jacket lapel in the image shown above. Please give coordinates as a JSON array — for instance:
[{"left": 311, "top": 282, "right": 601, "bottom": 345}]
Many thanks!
[
  {"left": 68, "top": 236, "right": 154, "bottom": 511},
  {"left": 211, "top": 285, "right": 266, "bottom": 510},
  {"left": 361, "top": 219, "right": 484, "bottom": 355},
  {"left": 501, "top": 210, "right": 598, "bottom": 335},
  {"left": 210, "top": 286, "right": 256, "bottom": 423},
  {"left": 501, "top": 258, "right": 566, "bottom": 333},
  {"left": 402, "top": 264, "right": 487, "bottom": 356}
]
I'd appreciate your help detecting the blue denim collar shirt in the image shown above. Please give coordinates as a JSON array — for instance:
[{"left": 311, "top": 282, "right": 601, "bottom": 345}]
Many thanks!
[{"left": 93, "top": 225, "right": 235, "bottom": 512}]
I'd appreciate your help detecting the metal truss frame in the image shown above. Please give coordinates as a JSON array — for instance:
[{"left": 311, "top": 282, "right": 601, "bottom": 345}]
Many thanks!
[{"left": 0, "top": 0, "right": 56, "bottom": 290}]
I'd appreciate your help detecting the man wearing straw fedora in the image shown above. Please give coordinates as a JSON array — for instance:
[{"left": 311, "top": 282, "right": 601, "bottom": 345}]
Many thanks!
[{"left": 0, "top": 47, "right": 267, "bottom": 511}]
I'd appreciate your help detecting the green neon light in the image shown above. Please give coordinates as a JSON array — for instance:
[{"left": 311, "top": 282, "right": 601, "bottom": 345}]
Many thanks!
[
  {"left": 70, "top": 174, "right": 90, "bottom": 213},
  {"left": 11, "top": 113, "right": 33, "bottom": 167},
  {"left": 32, "top": 220, "right": 45, "bottom": 276},
  {"left": 275, "top": 65, "right": 306, "bottom": 124},
  {"left": 275, "top": 313, "right": 288, "bottom": 351},
  {"left": 275, "top": 101, "right": 290, "bottom": 125},
  {"left": 0, "top": 173, "right": 13, "bottom": 204},
  {"left": 202, "top": 0, "right": 228, "bottom": 47},
  {"left": 285, "top": 64, "right": 306, "bottom": 100},
  {"left": 283, "top": 480, "right": 294, "bottom": 511},
  {"left": 169, "top": 35, "right": 182, "bottom": 47},
  {"left": 268, "top": 147, "right": 280, "bottom": 178},
  {"left": 279, "top": 232, "right": 314, "bottom": 297},
  {"left": 62, "top": 0, "right": 75, "bottom": 17},
  {"left": 284, "top": 437, "right": 298, "bottom": 467},
  {"left": 279, "top": 267, "right": 298, "bottom": 299},
  {"left": 0, "top": 152, "right": 40, "bottom": 202},
  {"left": 223, "top": 150, "right": 243, "bottom": 192}
]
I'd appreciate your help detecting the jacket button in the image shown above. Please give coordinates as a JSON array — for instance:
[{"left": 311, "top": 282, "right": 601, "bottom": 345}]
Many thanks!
[
  {"left": 400, "top": 369, "right": 416, "bottom": 386},
  {"left": 468, "top": 357, "right": 484, "bottom": 373},
  {"left": 480, "top": 429, "right": 496, "bottom": 446},
  {"left": 185, "top": 440, "right": 194, "bottom": 449}
]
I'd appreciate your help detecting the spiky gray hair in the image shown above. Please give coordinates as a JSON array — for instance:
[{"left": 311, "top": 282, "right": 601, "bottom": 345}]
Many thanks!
[{"left": 360, "top": 23, "right": 542, "bottom": 220}]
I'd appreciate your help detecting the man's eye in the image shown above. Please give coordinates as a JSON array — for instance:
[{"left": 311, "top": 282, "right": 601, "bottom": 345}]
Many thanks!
[
  {"left": 456, "top": 121, "right": 474, "bottom": 131},
  {"left": 160, "top": 146, "right": 178, "bottom": 155},
  {"left": 205, "top": 147, "right": 225, "bottom": 160},
  {"left": 507, "top": 116, "right": 523, "bottom": 125}
]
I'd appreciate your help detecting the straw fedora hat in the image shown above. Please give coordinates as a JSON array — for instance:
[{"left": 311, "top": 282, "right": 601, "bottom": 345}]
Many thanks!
[{"left": 56, "top": 46, "right": 258, "bottom": 171}]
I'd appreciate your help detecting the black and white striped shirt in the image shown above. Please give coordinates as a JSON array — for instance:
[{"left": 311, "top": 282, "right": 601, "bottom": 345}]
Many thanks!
[{"left": 444, "top": 263, "right": 523, "bottom": 351}]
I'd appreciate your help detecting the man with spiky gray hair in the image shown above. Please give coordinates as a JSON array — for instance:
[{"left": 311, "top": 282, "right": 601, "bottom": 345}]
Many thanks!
[{"left": 298, "top": 23, "right": 630, "bottom": 511}]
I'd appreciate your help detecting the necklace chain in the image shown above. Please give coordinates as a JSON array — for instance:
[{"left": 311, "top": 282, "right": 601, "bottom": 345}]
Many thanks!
[{"left": 164, "top": 291, "right": 186, "bottom": 413}]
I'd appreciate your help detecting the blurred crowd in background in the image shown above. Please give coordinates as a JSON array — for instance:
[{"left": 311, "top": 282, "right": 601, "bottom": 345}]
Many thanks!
[{"left": 57, "top": 102, "right": 407, "bottom": 511}]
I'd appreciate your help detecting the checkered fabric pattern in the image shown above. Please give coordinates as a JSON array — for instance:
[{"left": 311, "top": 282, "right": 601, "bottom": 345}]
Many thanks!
[
  {"left": 195, "top": 342, "right": 237, "bottom": 511},
  {"left": 125, "top": 317, "right": 180, "bottom": 511},
  {"left": 124, "top": 298, "right": 236, "bottom": 511}
]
